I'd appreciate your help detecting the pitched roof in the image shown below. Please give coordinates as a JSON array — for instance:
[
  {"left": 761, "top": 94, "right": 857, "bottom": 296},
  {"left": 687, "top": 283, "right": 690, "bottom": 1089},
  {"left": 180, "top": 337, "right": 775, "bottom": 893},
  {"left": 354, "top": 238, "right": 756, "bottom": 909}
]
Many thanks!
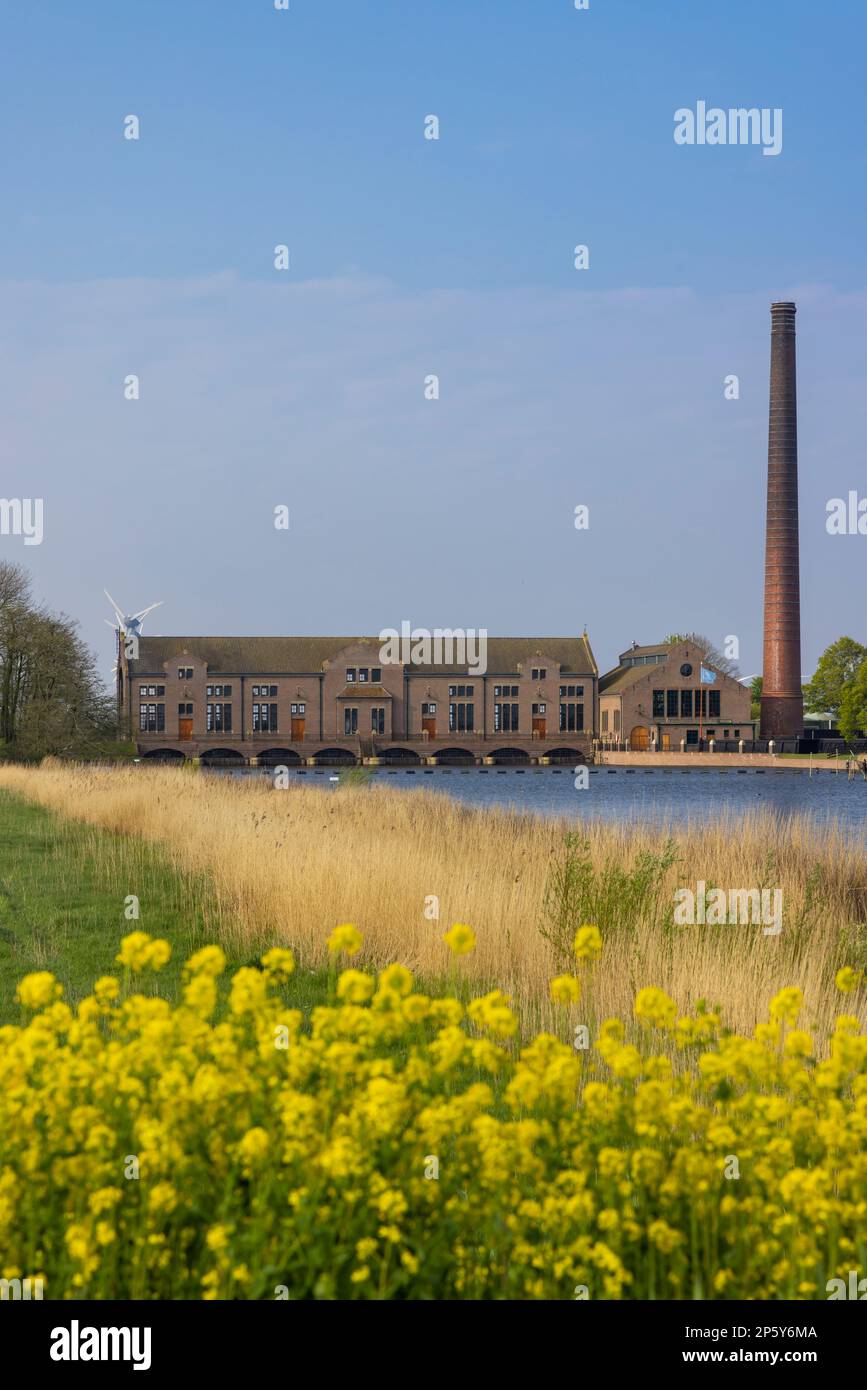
[
  {"left": 617, "top": 642, "right": 669, "bottom": 660},
  {"left": 129, "top": 635, "right": 598, "bottom": 677},
  {"left": 600, "top": 663, "right": 667, "bottom": 696}
]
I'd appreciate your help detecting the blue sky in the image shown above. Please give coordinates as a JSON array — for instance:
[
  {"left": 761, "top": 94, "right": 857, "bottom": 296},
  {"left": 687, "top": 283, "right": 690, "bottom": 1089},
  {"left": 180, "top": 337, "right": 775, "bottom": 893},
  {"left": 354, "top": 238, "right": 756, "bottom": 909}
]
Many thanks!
[{"left": 1, "top": 0, "right": 865, "bottom": 678}]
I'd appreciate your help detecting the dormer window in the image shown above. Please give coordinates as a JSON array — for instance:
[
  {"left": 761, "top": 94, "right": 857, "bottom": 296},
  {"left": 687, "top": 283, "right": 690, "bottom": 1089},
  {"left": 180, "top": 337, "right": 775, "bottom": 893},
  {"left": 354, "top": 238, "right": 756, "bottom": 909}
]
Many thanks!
[
  {"left": 346, "top": 668, "right": 356, "bottom": 683},
  {"left": 531, "top": 668, "right": 547, "bottom": 681}
]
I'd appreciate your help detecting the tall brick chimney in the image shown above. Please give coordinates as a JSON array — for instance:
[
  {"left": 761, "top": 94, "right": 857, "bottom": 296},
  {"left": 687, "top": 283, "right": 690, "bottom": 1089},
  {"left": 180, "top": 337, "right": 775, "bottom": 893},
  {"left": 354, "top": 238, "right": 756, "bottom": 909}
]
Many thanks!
[{"left": 760, "top": 301, "right": 803, "bottom": 738}]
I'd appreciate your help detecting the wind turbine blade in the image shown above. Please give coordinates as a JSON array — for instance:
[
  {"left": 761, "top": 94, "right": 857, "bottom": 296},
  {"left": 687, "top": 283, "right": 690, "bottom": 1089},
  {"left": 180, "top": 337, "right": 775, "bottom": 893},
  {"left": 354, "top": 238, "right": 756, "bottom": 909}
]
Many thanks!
[
  {"left": 132, "top": 601, "right": 164, "bottom": 622},
  {"left": 104, "top": 590, "right": 126, "bottom": 626}
]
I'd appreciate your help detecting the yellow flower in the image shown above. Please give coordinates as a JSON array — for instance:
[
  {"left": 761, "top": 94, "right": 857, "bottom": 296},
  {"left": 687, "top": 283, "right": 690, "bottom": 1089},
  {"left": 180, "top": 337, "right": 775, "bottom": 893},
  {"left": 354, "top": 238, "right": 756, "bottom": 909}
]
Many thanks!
[
  {"left": 147, "top": 939, "right": 172, "bottom": 970},
  {"left": 261, "top": 947, "right": 296, "bottom": 979},
  {"left": 443, "top": 923, "right": 476, "bottom": 956},
  {"left": 336, "top": 969, "right": 375, "bottom": 1004},
  {"left": 379, "top": 964, "right": 413, "bottom": 998},
  {"left": 770, "top": 987, "right": 803, "bottom": 1024},
  {"left": 205, "top": 1224, "right": 232, "bottom": 1253},
  {"left": 184, "top": 945, "right": 227, "bottom": 977},
  {"left": 93, "top": 976, "right": 120, "bottom": 1004},
  {"left": 835, "top": 967, "right": 863, "bottom": 994},
  {"left": 573, "top": 925, "right": 602, "bottom": 961},
  {"left": 15, "top": 972, "right": 63, "bottom": 1010},
  {"left": 634, "top": 987, "right": 677, "bottom": 1030},
  {"left": 228, "top": 968, "right": 268, "bottom": 1016},
  {"left": 148, "top": 1183, "right": 179, "bottom": 1216},
  {"left": 236, "top": 1128, "right": 270, "bottom": 1165},
  {"left": 550, "top": 975, "right": 581, "bottom": 1004},
  {"left": 328, "top": 923, "right": 363, "bottom": 957},
  {"left": 116, "top": 932, "right": 156, "bottom": 971}
]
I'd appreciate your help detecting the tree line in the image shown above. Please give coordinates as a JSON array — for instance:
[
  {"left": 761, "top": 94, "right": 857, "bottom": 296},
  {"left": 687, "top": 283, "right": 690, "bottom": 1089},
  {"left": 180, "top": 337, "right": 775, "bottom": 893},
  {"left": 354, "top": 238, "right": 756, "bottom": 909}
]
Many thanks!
[{"left": 0, "top": 561, "right": 116, "bottom": 760}]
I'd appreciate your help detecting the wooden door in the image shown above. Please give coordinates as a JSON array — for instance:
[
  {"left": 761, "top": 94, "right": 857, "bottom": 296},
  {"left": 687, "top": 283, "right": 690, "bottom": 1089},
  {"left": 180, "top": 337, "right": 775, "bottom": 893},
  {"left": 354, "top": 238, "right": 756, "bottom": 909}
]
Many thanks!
[
  {"left": 662, "top": 732, "right": 670, "bottom": 751},
  {"left": 422, "top": 717, "right": 437, "bottom": 741},
  {"left": 291, "top": 717, "right": 305, "bottom": 741},
  {"left": 532, "top": 717, "right": 546, "bottom": 740},
  {"left": 179, "top": 718, "right": 193, "bottom": 741},
  {"left": 630, "top": 725, "right": 649, "bottom": 751}
]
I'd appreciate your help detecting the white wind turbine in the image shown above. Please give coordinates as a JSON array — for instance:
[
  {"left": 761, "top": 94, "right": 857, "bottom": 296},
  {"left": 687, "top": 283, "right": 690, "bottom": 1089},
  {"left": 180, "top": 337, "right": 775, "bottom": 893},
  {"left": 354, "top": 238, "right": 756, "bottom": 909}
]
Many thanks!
[{"left": 105, "top": 591, "right": 164, "bottom": 679}]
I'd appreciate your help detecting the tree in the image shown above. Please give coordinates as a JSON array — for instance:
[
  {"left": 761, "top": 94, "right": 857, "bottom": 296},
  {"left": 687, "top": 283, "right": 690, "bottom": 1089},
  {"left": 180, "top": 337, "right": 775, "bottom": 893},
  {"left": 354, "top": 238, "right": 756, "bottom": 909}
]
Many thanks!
[
  {"left": 750, "top": 675, "right": 763, "bottom": 725},
  {"left": 803, "top": 637, "right": 867, "bottom": 720},
  {"left": 839, "top": 662, "right": 867, "bottom": 741},
  {"left": 0, "top": 561, "right": 114, "bottom": 759},
  {"left": 664, "top": 633, "right": 740, "bottom": 678}
]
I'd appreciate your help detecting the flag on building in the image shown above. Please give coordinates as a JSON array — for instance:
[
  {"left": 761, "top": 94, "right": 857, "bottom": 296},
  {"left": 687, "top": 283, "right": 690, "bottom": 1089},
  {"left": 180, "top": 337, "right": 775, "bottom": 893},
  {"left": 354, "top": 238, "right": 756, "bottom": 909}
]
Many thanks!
[{"left": 700, "top": 665, "right": 717, "bottom": 683}]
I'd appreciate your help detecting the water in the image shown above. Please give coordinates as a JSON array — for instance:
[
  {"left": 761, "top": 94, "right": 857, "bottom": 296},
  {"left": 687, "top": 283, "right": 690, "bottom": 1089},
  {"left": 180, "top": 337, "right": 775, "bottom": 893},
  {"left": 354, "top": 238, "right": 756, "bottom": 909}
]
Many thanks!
[{"left": 231, "top": 766, "right": 867, "bottom": 835}]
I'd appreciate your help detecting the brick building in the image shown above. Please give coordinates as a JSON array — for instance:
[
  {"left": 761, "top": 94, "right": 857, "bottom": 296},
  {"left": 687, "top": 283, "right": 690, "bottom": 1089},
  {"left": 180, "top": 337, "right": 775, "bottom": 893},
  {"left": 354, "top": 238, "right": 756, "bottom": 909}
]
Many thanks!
[
  {"left": 119, "top": 634, "right": 598, "bottom": 765},
  {"left": 598, "top": 641, "right": 755, "bottom": 750}
]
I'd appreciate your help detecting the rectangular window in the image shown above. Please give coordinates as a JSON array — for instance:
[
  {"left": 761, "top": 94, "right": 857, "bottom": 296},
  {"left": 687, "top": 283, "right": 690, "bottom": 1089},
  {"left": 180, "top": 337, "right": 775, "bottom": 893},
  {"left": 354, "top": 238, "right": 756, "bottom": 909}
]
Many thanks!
[
  {"left": 421, "top": 702, "right": 436, "bottom": 716},
  {"left": 559, "top": 703, "right": 584, "bottom": 733},
  {"left": 667, "top": 690, "right": 678, "bottom": 717},
  {"left": 652, "top": 690, "right": 665, "bottom": 718},
  {"left": 346, "top": 669, "right": 356, "bottom": 683},
  {"left": 290, "top": 703, "right": 307, "bottom": 716},
  {"left": 494, "top": 703, "right": 519, "bottom": 733},
  {"left": 371, "top": 707, "right": 385, "bottom": 734},
  {"left": 680, "top": 690, "right": 693, "bottom": 718},
  {"left": 613, "top": 710, "right": 620, "bottom": 732},
  {"left": 531, "top": 668, "right": 547, "bottom": 681},
  {"left": 449, "top": 703, "right": 474, "bottom": 733},
  {"left": 371, "top": 668, "right": 381, "bottom": 683},
  {"left": 207, "top": 703, "right": 231, "bottom": 733},
  {"left": 532, "top": 703, "right": 547, "bottom": 715},
  {"left": 602, "top": 710, "right": 609, "bottom": 733},
  {"left": 223, "top": 684, "right": 232, "bottom": 697},
  {"left": 697, "top": 689, "right": 707, "bottom": 717},
  {"left": 686, "top": 729, "right": 699, "bottom": 745},
  {"left": 344, "top": 707, "right": 358, "bottom": 735},
  {"left": 358, "top": 669, "right": 368, "bottom": 683},
  {"left": 140, "top": 704, "right": 165, "bottom": 733},
  {"left": 253, "top": 703, "right": 278, "bottom": 733},
  {"left": 709, "top": 690, "right": 721, "bottom": 718},
  {"left": 178, "top": 667, "right": 193, "bottom": 680},
  {"left": 734, "top": 729, "right": 740, "bottom": 739}
]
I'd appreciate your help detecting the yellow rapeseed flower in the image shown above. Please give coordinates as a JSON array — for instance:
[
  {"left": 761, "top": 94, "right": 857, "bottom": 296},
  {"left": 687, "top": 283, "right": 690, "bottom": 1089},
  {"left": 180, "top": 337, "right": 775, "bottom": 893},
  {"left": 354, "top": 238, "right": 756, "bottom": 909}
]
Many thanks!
[
  {"left": 336, "top": 969, "right": 375, "bottom": 1004},
  {"left": 443, "top": 923, "right": 476, "bottom": 956},
  {"left": 328, "top": 923, "right": 363, "bottom": 957},
  {"left": 379, "top": 964, "right": 413, "bottom": 998},
  {"left": 261, "top": 947, "right": 296, "bottom": 979},
  {"left": 550, "top": 975, "right": 581, "bottom": 1005},
  {"left": 573, "top": 925, "right": 602, "bottom": 961},
  {"left": 15, "top": 972, "right": 63, "bottom": 1011},
  {"left": 835, "top": 967, "right": 863, "bottom": 994}
]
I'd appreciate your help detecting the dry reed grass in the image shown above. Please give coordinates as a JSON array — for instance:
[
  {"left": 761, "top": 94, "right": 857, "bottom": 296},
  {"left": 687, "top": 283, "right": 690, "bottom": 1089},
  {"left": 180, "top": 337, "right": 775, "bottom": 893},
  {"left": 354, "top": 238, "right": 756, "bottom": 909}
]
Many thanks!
[{"left": 0, "top": 760, "right": 864, "bottom": 1038}]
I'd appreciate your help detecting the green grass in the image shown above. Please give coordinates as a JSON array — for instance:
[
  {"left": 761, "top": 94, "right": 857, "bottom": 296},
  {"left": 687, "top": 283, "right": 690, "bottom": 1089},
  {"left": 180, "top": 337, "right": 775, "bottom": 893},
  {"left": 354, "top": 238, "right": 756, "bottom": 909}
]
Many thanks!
[{"left": 0, "top": 789, "right": 332, "bottom": 1023}]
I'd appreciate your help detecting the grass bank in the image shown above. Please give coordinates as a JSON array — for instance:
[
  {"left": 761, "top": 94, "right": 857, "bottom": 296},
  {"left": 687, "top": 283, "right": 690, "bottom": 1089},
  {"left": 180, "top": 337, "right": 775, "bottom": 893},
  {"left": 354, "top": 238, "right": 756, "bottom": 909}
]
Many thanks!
[
  {"left": 0, "top": 760, "right": 864, "bottom": 1039},
  {"left": 0, "top": 790, "right": 331, "bottom": 1022}
]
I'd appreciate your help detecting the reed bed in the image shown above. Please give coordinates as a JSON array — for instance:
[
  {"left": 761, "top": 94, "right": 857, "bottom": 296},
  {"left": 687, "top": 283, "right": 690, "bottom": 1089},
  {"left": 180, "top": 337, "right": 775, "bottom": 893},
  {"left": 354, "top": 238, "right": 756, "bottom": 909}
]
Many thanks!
[{"left": 0, "top": 759, "right": 864, "bottom": 1039}]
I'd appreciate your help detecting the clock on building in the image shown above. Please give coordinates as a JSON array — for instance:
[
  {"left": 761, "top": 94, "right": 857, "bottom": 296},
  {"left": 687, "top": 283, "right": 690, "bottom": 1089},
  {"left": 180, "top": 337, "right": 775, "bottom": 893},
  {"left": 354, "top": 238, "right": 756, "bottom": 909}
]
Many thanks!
[{"left": 680, "top": 662, "right": 693, "bottom": 677}]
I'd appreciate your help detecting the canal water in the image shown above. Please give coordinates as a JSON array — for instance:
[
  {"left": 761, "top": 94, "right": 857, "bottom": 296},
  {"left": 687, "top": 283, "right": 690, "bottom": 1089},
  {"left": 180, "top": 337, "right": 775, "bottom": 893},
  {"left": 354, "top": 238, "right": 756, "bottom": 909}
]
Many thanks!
[{"left": 230, "top": 766, "right": 867, "bottom": 834}]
